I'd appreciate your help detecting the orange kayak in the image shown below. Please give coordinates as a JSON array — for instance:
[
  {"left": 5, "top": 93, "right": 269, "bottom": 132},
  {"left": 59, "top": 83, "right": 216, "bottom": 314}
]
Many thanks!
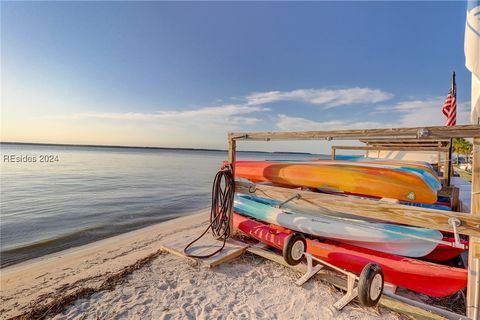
[
  {"left": 314, "top": 159, "right": 439, "bottom": 181},
  {"left": 235, "top": 160, "right": 438, "bottom": 203}
]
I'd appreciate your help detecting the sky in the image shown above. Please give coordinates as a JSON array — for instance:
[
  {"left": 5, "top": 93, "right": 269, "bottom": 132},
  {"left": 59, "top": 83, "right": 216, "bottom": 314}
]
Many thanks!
[{"left": 0, "top": 1, "right": 475, "bottom": 152}]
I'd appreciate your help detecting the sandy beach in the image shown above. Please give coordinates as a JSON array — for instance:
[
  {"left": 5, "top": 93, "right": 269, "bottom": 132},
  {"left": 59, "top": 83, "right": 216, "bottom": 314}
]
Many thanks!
[
  {"left": 0, "top": 210, "right": 401, "bottom": 320},
  {"left": 51, "top": 253, "right": 400, "bottom": 320}
]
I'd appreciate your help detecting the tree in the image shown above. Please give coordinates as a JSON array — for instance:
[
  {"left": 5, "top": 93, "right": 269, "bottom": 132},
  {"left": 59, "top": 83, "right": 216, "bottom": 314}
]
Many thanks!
[{"left": 452, "top": 138, "right": 473, "bottom": 163}]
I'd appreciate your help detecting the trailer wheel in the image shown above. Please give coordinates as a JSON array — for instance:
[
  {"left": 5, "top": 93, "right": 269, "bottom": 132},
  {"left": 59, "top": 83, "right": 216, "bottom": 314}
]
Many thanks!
[
  {"left": 358, "top": 263, "right": 384, "bottom": 307},
  {"left": 283, "top": 233, "right": 306, "bottom": 266}
]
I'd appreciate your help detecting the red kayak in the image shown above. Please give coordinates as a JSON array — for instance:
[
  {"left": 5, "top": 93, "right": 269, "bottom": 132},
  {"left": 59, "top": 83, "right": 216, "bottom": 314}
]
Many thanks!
[
  {"left": 425, "top": 237, "right": 468, "bottom": 261},
  {"left": 234, "top": 213, "right": 467, "bottom": 297}
]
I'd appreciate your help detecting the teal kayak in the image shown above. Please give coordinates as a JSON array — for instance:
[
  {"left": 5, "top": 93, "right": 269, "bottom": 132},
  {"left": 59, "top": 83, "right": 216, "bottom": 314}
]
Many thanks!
[{"left": 234, "top": 194, "right": 443, "bottom": 257}]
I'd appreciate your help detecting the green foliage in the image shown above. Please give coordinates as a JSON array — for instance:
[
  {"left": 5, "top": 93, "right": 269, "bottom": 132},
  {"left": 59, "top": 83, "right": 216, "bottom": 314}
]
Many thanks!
[{"left": 452, "top": 138, "right": 473, "bottom": 161}]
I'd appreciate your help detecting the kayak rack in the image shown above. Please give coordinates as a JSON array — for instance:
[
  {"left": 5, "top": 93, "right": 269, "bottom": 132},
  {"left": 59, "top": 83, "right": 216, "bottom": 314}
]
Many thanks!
[{"left": 228, "top": 125, "right": 480, "bottom": 319}]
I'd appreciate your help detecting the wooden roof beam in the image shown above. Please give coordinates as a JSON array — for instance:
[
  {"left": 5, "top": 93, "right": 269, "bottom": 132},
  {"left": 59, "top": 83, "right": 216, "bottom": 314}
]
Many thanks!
[{"left": 230, "top": 125, "right": 480, "bottom": 141}]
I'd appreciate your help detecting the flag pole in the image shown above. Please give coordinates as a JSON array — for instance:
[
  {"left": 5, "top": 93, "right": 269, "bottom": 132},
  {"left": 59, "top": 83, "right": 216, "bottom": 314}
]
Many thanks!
[{"left": 446, "top": 71, "right": 456, "bottom": 186}]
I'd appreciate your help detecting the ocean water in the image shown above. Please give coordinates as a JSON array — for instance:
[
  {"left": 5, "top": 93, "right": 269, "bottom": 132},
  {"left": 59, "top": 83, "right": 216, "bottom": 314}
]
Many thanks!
[{"left": 0, "top": 143, "right": 323, "bottom": 267}]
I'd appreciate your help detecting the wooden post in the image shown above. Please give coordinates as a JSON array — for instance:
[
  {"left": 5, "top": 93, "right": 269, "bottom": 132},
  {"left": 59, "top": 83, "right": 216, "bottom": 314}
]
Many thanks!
[
  {"left": 331, "top": 147, "right": 336, "bottom": 160},
  {"left": 451, "top": 187, "right": 460, "bottom": 212},
  {"left": 445, "top": 147, "right": 451, "bottom": 186},
  {"left": 467, "top": 137, "right": 480, "bottom": 319},
  {"left": 228, "top": 138, "right": 236, "bottom": 235},
  {"left": 447, "top": 139, "right": 453, "bottom": 186},
  {"left": 437, "top": 151, "right": 441, "bottom": 174}
]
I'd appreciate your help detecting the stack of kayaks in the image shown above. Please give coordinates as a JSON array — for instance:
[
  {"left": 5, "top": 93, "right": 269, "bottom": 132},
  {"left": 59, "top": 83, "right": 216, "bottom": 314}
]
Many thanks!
[
  {"left": 232, "top": 158, "right": 468, "bottom": 297},
  {"left": 233, "top": 213, "right": 467, "bottom": 298},
  {"left": 234, "top": 195, "right": 442, "bottom": 257}
]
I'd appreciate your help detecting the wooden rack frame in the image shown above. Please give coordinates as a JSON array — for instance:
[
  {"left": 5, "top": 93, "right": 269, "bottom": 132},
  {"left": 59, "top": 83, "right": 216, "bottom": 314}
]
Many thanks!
[{"left": 227, "top": 124, "right": 480, "bottom": 319}]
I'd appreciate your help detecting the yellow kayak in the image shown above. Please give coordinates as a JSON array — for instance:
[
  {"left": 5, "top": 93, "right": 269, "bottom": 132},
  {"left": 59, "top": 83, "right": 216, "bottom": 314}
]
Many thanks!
[{"left": 235, "top": 160, "right": 439, "bottom": 204}]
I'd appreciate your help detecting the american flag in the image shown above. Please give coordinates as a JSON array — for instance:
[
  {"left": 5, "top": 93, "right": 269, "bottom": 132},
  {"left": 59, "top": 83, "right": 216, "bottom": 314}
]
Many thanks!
[{"left": 442, "top": 91, "right": 456, "bottom": 126}]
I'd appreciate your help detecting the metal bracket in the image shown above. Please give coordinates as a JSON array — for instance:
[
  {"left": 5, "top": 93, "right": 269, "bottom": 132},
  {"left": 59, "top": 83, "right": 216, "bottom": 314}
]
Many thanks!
[
  {"left": 277, "top": 193, "right": 301, "bottom": 208},
  {"left": 417, "top": 128, "right": 431, "bottom": 138},
  {"left": 448, "top": 217, "right": 466, "bottom": 249}
]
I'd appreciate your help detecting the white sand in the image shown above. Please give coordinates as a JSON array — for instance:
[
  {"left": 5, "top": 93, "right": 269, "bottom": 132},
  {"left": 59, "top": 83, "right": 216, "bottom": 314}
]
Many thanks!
[
  {"left": 1, "top": 210, "right": 400, "bottom": 320},
  {"left": 52, "top": 253, "right": 399, "bottom": 320}
]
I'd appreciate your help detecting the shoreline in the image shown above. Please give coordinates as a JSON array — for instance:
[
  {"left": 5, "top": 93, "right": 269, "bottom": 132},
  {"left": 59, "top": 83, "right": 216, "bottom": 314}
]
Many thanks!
[
  {"left": 0, "top": 209, "right": 209, "bottom": 269},
  {"left": 0, "top": 209, "right": 400, "bottom": 320},
  {"left": 0, "top": 210, "right": 210, "bottom": 319},
  {"left": 1, "top": 211, "right": 205, "bottom": 272}
]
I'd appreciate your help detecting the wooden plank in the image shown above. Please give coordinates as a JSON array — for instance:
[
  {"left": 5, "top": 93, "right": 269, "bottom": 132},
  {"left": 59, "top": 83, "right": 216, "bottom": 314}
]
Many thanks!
[
  {"left": 364, "top": 144, "right": 448, "bottom": 148},
  {"left": 445, "top": 141, "right": 452, "bottom": 186},
  {"left": 467, "top": 137, "right": 480, "bottom": 319},
  {"left": 473, "top": 243, "right": 480, "bottom": 259},
  {"left": 331, "top": 146, "right": 336, "bottom": 160},
  {"left": 365, "top": 144, "right": 447, "bottom": 148},
  {"left": 332, "top": 146, "right": 449, "bottom": 152},
  {"left": 229, "top": 124, "right": 480, "bottom": 141},
  {"left": 236, "top": 181, "right": 480, "bottom": 237},
  {"left": 159, "top": 219, "right": 248, "bottom": 268},
  {"left": 360, "top": 139, "right": 450, "bottom": 144},
  {"left": 247, "top": 245, "right": 446, "bottom": 320}
]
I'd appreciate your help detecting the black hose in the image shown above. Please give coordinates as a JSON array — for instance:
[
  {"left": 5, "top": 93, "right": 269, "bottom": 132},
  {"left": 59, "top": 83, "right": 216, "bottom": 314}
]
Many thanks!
[{"left": 184, "top": 167, "right": 235, "bottom": 258}]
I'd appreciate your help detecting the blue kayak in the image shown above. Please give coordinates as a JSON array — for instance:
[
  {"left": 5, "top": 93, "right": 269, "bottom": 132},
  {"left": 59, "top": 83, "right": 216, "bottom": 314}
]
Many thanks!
[{"left": 234, "top": 194, "right": 443, "bottom": 258}]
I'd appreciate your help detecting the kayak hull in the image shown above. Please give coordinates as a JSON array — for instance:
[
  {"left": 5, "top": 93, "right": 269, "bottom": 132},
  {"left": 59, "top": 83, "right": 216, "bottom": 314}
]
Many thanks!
[
  {"left": 424, "top": 237, "right": 468, "bottom": 261},
  {"left": 234, "top": 213, "right": 467, "bottom": 297},
  {"left": 235, "top": 160, "right": 438, "bottom": 203}
]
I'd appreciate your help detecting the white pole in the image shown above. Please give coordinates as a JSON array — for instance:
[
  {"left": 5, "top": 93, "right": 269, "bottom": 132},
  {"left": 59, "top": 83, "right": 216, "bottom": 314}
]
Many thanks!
[{"left": 464, "top": 1, "right": 480, "bottom": 318}]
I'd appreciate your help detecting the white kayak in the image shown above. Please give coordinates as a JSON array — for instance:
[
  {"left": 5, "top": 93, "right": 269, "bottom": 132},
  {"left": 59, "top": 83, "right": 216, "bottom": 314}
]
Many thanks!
[{"left": 234, "top": 195, "right": 443, "bottom": 257}]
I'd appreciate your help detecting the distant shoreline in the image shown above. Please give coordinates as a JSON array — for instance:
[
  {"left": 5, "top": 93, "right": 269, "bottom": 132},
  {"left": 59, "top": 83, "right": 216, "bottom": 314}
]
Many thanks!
[{"left": 0, "top": 141, "right": 317, "bottom": 155}]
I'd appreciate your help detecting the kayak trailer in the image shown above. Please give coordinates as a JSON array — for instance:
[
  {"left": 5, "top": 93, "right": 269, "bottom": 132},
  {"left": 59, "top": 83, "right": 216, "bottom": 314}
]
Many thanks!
[{"left": 283, "top": 232, "right": 384, "bottom": 310}]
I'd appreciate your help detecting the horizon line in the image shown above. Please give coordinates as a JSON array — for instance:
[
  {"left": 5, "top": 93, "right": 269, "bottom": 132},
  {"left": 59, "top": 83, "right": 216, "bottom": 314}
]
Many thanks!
[{"left": 0, "top": 141, "right": 319, "bottom": 155}]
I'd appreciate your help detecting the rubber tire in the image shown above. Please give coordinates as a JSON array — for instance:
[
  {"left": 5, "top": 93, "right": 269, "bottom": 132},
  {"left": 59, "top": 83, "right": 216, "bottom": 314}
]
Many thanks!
[
  {"left": 358, "top": 263, "right": 384, "bottom": 307},
  {"left": 283, "top": 233, "right": 306, "bottom": 266}
]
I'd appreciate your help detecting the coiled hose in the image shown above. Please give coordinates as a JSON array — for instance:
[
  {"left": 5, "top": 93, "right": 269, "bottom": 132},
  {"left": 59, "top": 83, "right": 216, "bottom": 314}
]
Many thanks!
[{"left": 184, "top": 167, "right": 235, "bottom": 258}]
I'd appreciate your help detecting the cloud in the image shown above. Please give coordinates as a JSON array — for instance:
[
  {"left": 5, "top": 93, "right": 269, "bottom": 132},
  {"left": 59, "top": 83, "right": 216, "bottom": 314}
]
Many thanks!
[
  {"left": 375, "top": 97, "right": 443, "bottom": 112},
  {"left": 376, "top": 97, "right": 471, "bottom": 127},
  {"left": 276, "top": 97, "right": 471, "bottom": 131},
  {"left": 54, "top": 104, "right": 269, "bottom": 128},
  {"left": 276, "top": 114, "right": 389, "bottom": 131},
  {"left": 50, "top": 86, "right": 393, "bottom": 130},
  {"left": 247, "top": 88, "right": 393, "bottom": 108}
]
